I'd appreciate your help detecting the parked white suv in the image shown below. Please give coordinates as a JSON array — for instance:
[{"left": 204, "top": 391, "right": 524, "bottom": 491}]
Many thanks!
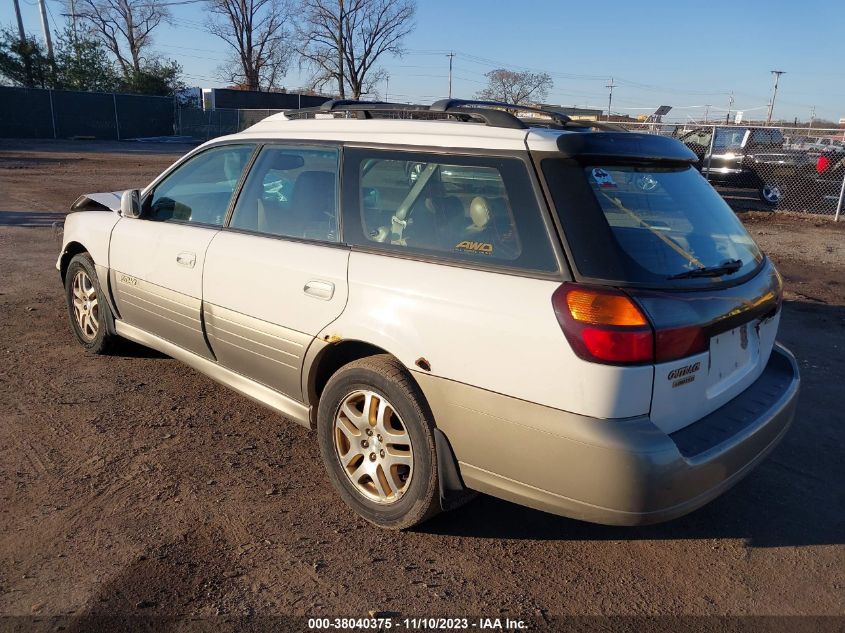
[{"left": 57, "top": 99, "right": 800, "bottom": 529}]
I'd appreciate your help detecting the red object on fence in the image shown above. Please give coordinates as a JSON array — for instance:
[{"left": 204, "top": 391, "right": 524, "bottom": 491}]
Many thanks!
[{"left": 817, "top": 155, "right": 831, "bottom": 174}]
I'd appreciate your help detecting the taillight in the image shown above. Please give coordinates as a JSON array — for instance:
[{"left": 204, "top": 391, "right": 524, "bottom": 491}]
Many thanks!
[
  {"left": 552, "top": 283, "right": 708, "bottom": 365},
  {"left": 817, "top": 155, "right": 831, "bottom": 174},
  {"left": 552, "top": 283, "right": 653, "bottom": 364},
  {"left": 655, "top": 325, "right": 706, "bottom": 363}
]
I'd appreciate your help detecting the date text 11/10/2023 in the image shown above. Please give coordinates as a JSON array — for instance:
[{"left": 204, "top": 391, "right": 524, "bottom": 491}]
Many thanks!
[{"left": 307, "top": 616, "right": 528, "bottom": 630}]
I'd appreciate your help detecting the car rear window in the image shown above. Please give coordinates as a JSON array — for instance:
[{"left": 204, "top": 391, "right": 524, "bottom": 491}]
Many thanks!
[
  {"left": 542, "top": 160, "right": 764, "bottom": 288},
  {"left": 342, "top": 149, "right": 558, "bottom": 273},
  {"left": 714, "top": 128, "right": 748, "bottom": 151},
  {"left": 750, "top": 128, "right": 784, "bottom": 146}
]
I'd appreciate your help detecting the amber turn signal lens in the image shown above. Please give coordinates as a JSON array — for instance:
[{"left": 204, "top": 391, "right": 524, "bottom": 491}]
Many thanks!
[{"left": 565, "top": 289, "right": 648, "bottom": 327}]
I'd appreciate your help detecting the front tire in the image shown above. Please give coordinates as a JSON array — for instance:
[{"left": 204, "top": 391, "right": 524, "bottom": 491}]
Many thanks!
[
  {"left": 64, "top": 253, "right": 118, "bottom": 354},
  {"left": 317, "top": 355, "right": 441, "bottom": 530}
]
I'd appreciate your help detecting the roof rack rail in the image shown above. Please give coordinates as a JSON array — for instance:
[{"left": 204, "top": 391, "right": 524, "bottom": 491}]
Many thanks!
[
  {"left": 431, "top": 99, "right": 572, "bottom": 127},
  {"left": 321, "top": 99, "right": 377, "bottom": 110},
  {"left": 282, "top": 98, "right": 625, "bottom": 133},
  {"left": 288, "top": 100, "right": 438, "bottom": 121},
  {"left": 286, "top": 99, "right": 529, "bottom": 129}
]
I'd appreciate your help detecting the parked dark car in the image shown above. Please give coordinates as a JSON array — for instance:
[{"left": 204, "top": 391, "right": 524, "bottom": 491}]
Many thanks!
[{"left": 676, "top": 126, "right": 814, "bottom": 206}]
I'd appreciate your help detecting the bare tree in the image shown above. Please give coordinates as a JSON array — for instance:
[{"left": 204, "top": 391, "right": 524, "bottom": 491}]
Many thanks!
[
  {"left": 208, "top": 0, "right": 293, "bottom": 91},
  {"left": 476, "top": 68, "right": 553, "bottom": 105},
  {"left": 298, "top": 0, "right": 414, "bottom": 100},
  {"left": 73, "top": 0, "right": 169, "bottom": 75}
]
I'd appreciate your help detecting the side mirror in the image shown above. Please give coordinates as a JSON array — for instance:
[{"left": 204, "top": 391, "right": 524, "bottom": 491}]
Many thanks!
[{"left": 120, "top": 189, "right": 142, "bottom": 218}]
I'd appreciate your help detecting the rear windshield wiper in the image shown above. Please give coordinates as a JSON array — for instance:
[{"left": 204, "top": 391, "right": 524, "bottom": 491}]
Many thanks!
[{"left": 669, "top": 259, "right": 743, "bottom": 279}]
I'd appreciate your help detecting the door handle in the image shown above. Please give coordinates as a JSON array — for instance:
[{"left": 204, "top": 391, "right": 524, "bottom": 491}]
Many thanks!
[
  {"left": 176, "top": 252, "right": 196, "bottom": 269},
  {"left": 304, "top": 280, "right": 334, "bottom": 300}
]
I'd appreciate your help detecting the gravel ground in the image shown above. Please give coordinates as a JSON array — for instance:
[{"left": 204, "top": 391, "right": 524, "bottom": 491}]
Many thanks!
[{"left": 0, "top": 140, "right": 843, "bottom": 630}]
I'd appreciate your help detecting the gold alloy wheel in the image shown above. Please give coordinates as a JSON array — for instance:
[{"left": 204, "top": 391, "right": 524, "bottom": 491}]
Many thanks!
[
  {"left": 71, "top": 270, "right": 99, "bottom": 341},
  {"left": 333, "top": 390, "right": 414, "bottom": 504}
]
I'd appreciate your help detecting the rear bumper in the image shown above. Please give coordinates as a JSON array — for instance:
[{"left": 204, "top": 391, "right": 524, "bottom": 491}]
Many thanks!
[{"left": 416, "top": 344, "right": 799, "bottom": 526}]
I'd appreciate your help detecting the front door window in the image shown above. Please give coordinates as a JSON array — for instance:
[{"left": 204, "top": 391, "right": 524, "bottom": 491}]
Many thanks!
[{"left": 147, "top": 144, "right": 255, "bottom": 226}]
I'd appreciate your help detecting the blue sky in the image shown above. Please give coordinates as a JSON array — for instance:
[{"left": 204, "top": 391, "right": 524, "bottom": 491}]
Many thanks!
[{"left": 4, "top": 0, "right": 843, "bottom": 123}]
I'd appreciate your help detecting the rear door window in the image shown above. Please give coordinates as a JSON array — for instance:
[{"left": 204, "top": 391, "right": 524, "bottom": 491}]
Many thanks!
[
  {"left": 750, "top": 128, "right": 784, "bottom": 147},
  {"left": 342, "top": 149, "right": 558, "bottom": 272},
  {"left": 542, "top": 160, "right": 764, "bottom": 288}
]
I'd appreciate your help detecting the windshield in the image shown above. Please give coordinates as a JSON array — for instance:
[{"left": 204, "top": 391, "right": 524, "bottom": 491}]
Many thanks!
[{"left": 542, "top": 161, "right": 764, "bottom": 287}]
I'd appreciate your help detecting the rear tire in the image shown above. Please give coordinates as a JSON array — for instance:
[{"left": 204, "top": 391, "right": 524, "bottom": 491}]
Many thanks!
[
  {"left": 317, "top": 355, "right": 441, "bottom": 530},
  {"left": 64, "top": 253, "right": 118, "bottom": 354},
  {"left": 758, "top": 182, "right": 784, "bottom": 207}
]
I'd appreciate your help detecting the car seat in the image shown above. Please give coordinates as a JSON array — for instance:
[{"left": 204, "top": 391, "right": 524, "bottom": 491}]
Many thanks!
[
  {"left": 458, "top": 196, "right": 520, "bottom": 258},
  {"left": 289, "top": 171, "right": 337, "bottom": 240}
]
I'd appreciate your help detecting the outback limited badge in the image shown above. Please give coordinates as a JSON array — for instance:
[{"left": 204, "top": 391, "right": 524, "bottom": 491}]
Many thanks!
[{"left": 668, "top": 361, "right": 701, "bottom": 388}]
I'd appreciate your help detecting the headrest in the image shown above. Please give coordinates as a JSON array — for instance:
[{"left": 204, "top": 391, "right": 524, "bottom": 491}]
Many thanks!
[
  {"left": 268, "top": 153, "right": 305, "bottom": 171},
  {"left": 468, "top": 196, "right": 491, "bottom": 230},
  {"left": 292, "top": 171, "right": 335, "bottom": 206}
]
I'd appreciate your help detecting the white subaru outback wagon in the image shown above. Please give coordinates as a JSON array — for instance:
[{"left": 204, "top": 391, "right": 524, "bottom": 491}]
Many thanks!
[{"left": 57, "top": 99, "right": 800, "bottom": 529}]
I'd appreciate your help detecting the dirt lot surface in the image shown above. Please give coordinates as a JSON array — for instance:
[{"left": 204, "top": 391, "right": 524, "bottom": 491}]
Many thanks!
[{"left": 0, "top": 140, "right": 843, "bottom": 629}]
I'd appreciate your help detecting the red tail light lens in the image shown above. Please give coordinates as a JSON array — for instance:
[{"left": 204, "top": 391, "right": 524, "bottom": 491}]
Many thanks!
[
  {"left": 581, "top": 327, "right": 654, "bottom": 363},
  {"left": 552, "top": 283, "right": 708, "bottom": 365},
  {"left": 552, "top": 283, "right": 653, "bottom": 365},
  {"left": 817, "top": 155, "right": 831, "bottom": 174},
  {"left": 655, "top": 325, "right": 707, "bottom": 363}
]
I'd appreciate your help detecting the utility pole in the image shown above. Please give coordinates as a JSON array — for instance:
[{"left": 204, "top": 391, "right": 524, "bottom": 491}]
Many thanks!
[
  {"left": 69, "top": 0, "right": 78, "bottom": 43},
  {"left": 37, "top": 0, "right": 54, "bottom": 60},
  {"left": 62, "top": 0, "right": 80, "bottom": 66},
  {"left": 385, "top": 76, "right": 389, "bottom": 101},
  {"left": 704, "top": 104, "right": 711, "bottom": 123},
  {"left": 809, "top": 106, "right": 816, "bottom": 130},
  {"left": 446, "top": 52, "right": 455, "bottom": 99},
  {"left": 725, "top": 92, "right": 734, "bottom": 124},
  {"left": 12, "top": 0, "right": 26, "bottom": 42},
  {"left": 12, "top": 0, "right": 34, "bottom": 86},
  {"left": 766, "top": 70, "right": 785, "bottom": 125},
  {"left": 337, "top": 0, "right": 346, "bottom": 99},
  {"left": 605, "top": 77, "right": 616, "bottom": 122}
]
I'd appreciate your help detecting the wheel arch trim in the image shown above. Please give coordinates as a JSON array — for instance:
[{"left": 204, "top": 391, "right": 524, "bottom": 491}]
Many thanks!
[
  {"left": 302, "top": 337, "right": 400, "bottom": 428},
  {"left": 58, "top": 241, "right": 89, "bottom": 282}
]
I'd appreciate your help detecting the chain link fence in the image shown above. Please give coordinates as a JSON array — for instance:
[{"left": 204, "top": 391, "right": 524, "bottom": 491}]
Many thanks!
[{"left": 614, "top": 122, "right": 845, "bottom": 218}]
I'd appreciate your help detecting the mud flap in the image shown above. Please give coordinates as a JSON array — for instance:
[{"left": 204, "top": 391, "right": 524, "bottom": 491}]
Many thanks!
[{"left": 434, "top": 428, "right": 475, "bottom": 511}]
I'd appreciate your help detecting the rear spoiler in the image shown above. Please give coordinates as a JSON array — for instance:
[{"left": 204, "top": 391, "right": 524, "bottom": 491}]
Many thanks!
[{"left": 556, "top": 132, "right": 698, "bottom": 163}]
